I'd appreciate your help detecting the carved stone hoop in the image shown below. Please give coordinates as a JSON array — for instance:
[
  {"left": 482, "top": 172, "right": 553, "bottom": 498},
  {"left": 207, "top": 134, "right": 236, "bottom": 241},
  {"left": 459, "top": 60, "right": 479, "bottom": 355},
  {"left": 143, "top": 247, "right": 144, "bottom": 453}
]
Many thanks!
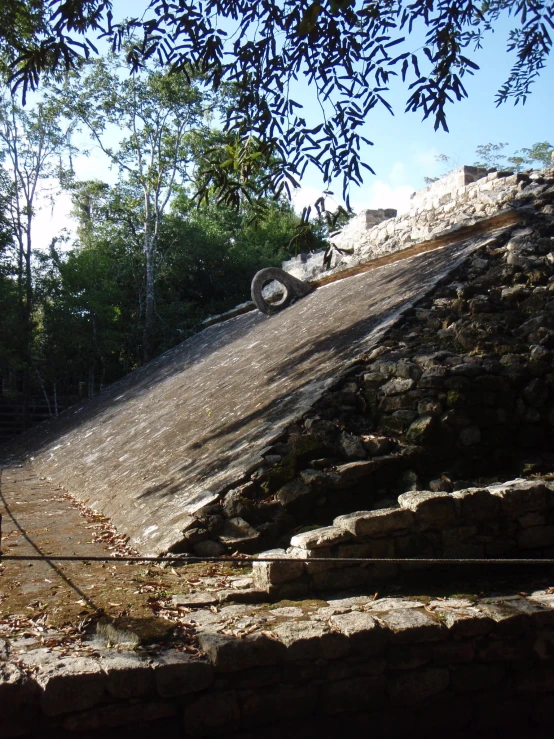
[{"left": 250, "top": 267, "right": 313, "bottom": 315}]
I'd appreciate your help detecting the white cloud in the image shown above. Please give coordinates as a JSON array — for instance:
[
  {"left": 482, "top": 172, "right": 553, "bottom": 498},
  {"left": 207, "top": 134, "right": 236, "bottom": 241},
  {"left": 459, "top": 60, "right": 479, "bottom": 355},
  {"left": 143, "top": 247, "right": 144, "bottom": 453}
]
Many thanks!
[{"left": 364, "top": 181, "right": 415, "bottom": 214}]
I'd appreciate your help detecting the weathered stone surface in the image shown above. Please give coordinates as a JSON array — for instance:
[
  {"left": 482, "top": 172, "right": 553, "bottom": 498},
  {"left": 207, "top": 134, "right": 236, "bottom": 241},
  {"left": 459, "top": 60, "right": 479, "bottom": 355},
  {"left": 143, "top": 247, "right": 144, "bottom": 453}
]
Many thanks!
[
  {"left": 0, "top": 662, "right": 39, "bottom": 736},
  {"left": 100, "top": 654, "right": 155, "bottom": 699},
  {"left": 361, "top": 434, "right": 392, "bottom": 456},
  {"left": 374, "top": 608, "right": 446, "bottom": 642},
  {"left": 219, "top": 517, "right": 260, "bottom": 547},
  {"left": 406, "top": 415, "right": 437, "bottom": 443},
  {"left": 252, "top": 549, "right": 305, "bottom": 590},
  {"left": 193, "top": 539, "right": 226, "bottom": 557},
  {"left": 329, "top": 612, "right": 387, "bottom": 653},
  {"left": 290, "top": 526, "right": 352, "bottom": 550},
  {"left": 489, "top": 480, "right": 552, "bottom": 513},
  {"left": 154, "top": 652, "right": 213, "bottom": 697},
  {"left": 432, "top": 607, "right": 494, "bottom": 637},
  {"left": 14, "top": 232, "right": 495, "bottom": 554},
  {"left": 476, "top": 600, "right": 530, "bottom": 635},
  {"left": 333, "top": 460, "right": 376, "bottom": 486},
  {"left": 271, "top": 620, "right": 349, "bottom": 660},
  {"left": 22, "top": 653, "right": 106, "bottom": 716},
  {"left": 198, "top": 632, "right": 286, "bottom": 672},
  {"left": 172, "top": 592, "right": 220, "bottom": 608},
  {"left": 276, "top": 479, "right": 312, "bottom": 508},
  {"left": 381, "top": 377, "right": 415, "bottom": 396},
  {"left": 398, "top": 490, "right": 457, "bottom": 526},
  {"left": 0, "top": 639, "right": 9, "bottom": 661},
  {"left": 334, "top": 508, "right": 413, "bottom": 536},
  {"left": 339, "top": 431, "right": 366, "bottom": 459},
  {"left": 452, "top": 487, "right": 500, "bottom": 521}
]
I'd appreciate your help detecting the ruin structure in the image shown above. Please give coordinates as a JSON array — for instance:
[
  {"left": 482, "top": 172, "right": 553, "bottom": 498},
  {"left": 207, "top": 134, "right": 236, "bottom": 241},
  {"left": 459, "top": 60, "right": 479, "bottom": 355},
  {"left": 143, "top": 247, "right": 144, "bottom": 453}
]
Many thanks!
[{"left": 2, "top": 163, "right": 554, "bottom": 737}]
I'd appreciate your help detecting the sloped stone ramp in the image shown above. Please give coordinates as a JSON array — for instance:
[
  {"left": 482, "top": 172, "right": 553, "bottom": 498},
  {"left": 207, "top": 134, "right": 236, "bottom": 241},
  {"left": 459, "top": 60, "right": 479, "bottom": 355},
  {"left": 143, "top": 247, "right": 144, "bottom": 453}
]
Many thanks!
[{"left": 7, "top": 231, "right": 510, "bottom": 554}]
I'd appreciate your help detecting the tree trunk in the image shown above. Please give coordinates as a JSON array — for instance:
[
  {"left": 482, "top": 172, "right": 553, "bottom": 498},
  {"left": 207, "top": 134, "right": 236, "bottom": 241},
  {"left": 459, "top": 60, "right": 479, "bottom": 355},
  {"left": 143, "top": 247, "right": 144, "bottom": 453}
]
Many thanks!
[{"left": 143, "top": 239, "right": 155, "bottom": 364}]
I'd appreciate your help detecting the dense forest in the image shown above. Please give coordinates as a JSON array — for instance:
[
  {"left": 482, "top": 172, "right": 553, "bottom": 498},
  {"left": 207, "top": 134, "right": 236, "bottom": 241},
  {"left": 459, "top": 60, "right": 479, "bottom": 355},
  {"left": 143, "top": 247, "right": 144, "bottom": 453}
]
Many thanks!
[{"left": 0, "top": 52, "right": 328, "bottom": 433}]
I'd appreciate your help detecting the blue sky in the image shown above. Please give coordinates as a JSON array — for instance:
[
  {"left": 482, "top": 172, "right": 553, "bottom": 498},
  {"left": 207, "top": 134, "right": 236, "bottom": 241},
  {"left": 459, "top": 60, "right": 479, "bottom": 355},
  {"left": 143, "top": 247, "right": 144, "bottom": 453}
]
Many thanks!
[{"left": 33, "top": 1, "right": 553, "bottom": 248}]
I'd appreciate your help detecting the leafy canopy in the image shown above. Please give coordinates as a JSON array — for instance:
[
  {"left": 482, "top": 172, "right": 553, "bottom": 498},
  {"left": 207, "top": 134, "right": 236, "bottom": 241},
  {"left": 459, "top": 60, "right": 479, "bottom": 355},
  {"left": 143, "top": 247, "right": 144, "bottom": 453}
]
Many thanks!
[{"left": 4, "top": 0, "right": 554, "bottom": 206}]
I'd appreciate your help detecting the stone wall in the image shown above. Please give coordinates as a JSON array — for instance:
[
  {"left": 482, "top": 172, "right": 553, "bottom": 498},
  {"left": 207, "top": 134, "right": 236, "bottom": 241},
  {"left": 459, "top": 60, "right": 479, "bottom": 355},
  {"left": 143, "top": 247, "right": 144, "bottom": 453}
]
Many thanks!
[
  {"left": 282, "top": 169, "right": 535, "bottom": 284},
  {"left": 252, "top": 479, "right": 554, "bottom": 598},
  {"left": 188, "top": 178, "right": 554, "bottom": 557},
  {"left": 409, "top": 165, "right": 491, "bottom": 210},
  {"left": 3, "top": 588, "right": 554, "bottom": 738}
]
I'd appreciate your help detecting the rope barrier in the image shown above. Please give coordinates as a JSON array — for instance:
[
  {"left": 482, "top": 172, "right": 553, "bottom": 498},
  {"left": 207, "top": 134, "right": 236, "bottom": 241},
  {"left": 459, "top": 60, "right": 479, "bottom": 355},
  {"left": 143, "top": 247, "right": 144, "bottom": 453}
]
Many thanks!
[{"left": 1, "top": 553, "right": 553, "bottom": 565}]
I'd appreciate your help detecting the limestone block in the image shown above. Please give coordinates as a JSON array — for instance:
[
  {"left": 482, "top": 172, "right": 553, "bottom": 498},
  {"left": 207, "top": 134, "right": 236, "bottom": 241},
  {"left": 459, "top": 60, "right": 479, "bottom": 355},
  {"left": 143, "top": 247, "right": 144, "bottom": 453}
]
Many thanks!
[
  {"left": 374, "top": 608, "right": 446, "bottom": 643},
  {"left": 452, "top": 487, "right": 501, "bottom": 521},
  {"left": 489, "top": 480, "right": 553, "bottom": 514},
  {"left": 23, "top": 652, "right": 106, "bottom": 716},
  {"left": 442, "top": 526, "right": 483, "bottom": 558},
  {"left": 154, "top": 652, "right": 213, "bottom": 697},
  {"left": 198, "top": 633, "right": 286, "bottom": 672},
  {"left": 502, "top": 595, "right": 554, "bottom": 627},
  {"left": 380, "top": 377, "right": 415, "bottom": 396},
  {"left": 100, "top": 654, "right": 155, "bottom": 699},
  {"left": 252, "top": 549, "right": 304, "bottom": 590},
  {"left": 398, "top": 490, "right": 457, "bottom": 527},
  {"left": 184, "top": 690, "right": 240, "bottom": 736},
  {"left": 329, "top": 612, "right": 387, "bottom": 653},
  {"left": 406, "top": 414, "right": 437, "bottom": 443},
  {"left": 334, "top": 507, "right": 413, "bottom": 536},
  {"left": 270, "top": 620, "right": 349, "bottom": 661},
  {"left": 286, "top": 546, "right": 336, "bottom": 574},
  {"left": 290, "top": 526, "right": 352, "bottom": 550},
  {"left": 0, "top": 662, "right": 39, "bottom": 736},
  {"left": 386, "top": 667, "right": 449, "bottom": 705},
  {"left": 333, "top": 459, "right": 376, "bottom": 486},
  {"left": 432, "top": 607, "right": 494, "bottom": 638},
  {"left": 477, "top": 599, "right": 531, "bottom": 635},
  {"left": 219, "top": 517, "right": 260, "bottom": 547}
]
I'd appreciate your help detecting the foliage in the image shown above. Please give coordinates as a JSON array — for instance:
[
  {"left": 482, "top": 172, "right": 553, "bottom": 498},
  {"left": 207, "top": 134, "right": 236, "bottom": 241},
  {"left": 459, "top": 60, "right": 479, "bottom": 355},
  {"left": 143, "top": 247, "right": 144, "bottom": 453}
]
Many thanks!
[
  {"left": 28, "top": 190, "right": 309, "bottom": 397},
  {"left": 423, "top": 140, "right": 553, "bottom": 184},
  {"left": 474, "top": 140, "right": 553, "bottom": 171},
  {"left": 55, "top": 54, "right": 211, "bottom": 360},
  {"left": 3, "top": 0, "right": 553, "bottom": 208}
]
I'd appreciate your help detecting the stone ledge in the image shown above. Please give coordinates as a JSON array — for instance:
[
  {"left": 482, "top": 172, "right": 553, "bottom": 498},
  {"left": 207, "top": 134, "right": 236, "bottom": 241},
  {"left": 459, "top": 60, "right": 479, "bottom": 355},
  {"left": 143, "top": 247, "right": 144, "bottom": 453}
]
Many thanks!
[
  {"left": 250, "top": 479, "right": 554, "bottom": 596},
  {"left": 4, "top": 588, "right": 554, "bottom": 736}
]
